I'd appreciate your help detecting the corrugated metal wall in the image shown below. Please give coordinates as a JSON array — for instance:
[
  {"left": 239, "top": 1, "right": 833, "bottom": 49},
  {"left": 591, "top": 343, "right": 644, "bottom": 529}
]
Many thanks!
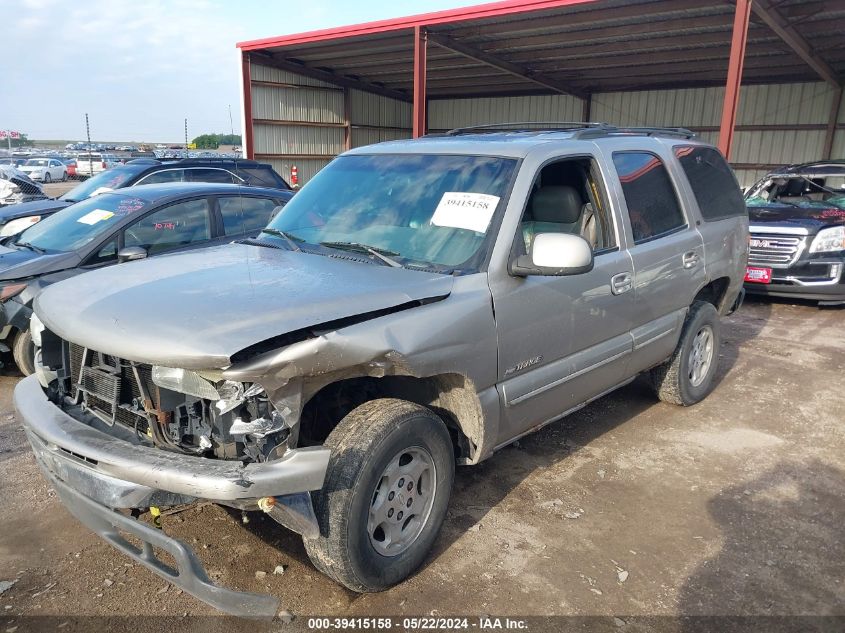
[
  {"left": 250, "top": 63, "right": 412, "bottom": 184},
  {"left": 591, "top": 82, "right": 843, "bottom": 187},
  {"left": 249, "top": 64, "right": 844, "bottom": 188}
]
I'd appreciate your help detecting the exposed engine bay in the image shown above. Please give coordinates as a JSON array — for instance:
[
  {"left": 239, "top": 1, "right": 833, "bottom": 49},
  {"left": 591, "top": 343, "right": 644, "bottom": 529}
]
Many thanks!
[{"left": 43, "top": 337, "right": 290, "bottom": 463}]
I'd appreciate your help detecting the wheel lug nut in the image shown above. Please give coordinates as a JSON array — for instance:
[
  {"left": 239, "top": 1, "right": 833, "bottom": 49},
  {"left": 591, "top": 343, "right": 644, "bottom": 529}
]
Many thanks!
[
  {"left": 407, "top": 482, "right": 413, "bottom": 491},
  {"left": 397, "top": 511, "right": 403, "bottom": 520},
  {"left": 388, "top": 508, "right": 394, "bottom": 517},
  {"left": 397, "top": 478, "right": 405, "bottom": 488},
  {"left": 406, "top": 498, "right": 412, "bottom": 507},
  {"left": 388, "top": 491, "right": 394, "bottom": 501}
]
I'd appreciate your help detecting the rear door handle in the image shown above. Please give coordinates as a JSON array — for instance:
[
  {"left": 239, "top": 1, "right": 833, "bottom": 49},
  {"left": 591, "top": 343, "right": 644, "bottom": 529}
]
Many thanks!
[
  {"left": 611, "top": 272, "right": 633, "bottom": 295},
  {"left": 682, "top": 251, "right": 699, "bottom": 269}
]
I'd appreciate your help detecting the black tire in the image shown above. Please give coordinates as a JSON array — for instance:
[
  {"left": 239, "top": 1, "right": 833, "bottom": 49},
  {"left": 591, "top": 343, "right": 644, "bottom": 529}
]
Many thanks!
[
  {"left": 61, "top": 171, "right": 68, "bottom": 182},
  {"left": 650, "top": 301, "right": 721, "bottom": 406},
  {"left": 12, "top": 328, "right": 35, "bottom": 377},
  {"left": 43, "top": 172, "right": 51, "bottom": 183},
  {"left": 304, "top": 398, "right": 455, "bottom": 592}
]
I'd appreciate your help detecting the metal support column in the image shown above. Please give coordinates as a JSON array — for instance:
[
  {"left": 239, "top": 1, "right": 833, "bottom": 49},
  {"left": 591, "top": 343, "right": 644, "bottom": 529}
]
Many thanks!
[
  {"left": 718, "top": 0, "right": 752, "bottom": 159},
  {"left": 413, "top": 26, "right": 428, "bottom": 138},
  {"left": 823, "top": 87, "right": 843, "bottom": 160},
  {"left": 242, "top": 52, "right": 255, "bottom": 159}
]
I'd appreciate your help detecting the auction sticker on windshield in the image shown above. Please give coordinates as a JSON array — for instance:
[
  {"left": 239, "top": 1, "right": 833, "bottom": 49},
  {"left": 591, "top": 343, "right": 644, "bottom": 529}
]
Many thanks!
[
  {"left": 430, "top": 192, "right": 500, "bottom": 233},
  {"left": 77, "top": 209, "right": 115, "bottom": 225}
]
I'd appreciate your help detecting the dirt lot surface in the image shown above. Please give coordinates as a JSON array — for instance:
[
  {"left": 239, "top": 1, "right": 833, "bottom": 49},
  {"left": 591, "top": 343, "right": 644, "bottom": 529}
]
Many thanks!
[
  {"left": 41, "top": 181, "right": 76, "bottom": 199},
  {"left": 1, "top": 297, "right": 843, "bottom": 632}
]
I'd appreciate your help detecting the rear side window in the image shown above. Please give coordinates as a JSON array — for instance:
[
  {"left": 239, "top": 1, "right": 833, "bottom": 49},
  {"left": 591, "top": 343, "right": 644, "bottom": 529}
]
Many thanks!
[
  {"left": 237, "top": 166, "right": 289, "bottom": 189},
  {"left": 219, "top": 196, "right": 279, "bottom": 235},
  {"left": 613, "top": 152, "right": 686, "bottom": 244},
  {"left": 186, "top": 168, "right": 236, "bottom": 184},
  {"left": 674, "top": 146, "right": 745, "bottom": 220},
  {"left": 137, "top": 169, "right": 184, "bottom": 185}
]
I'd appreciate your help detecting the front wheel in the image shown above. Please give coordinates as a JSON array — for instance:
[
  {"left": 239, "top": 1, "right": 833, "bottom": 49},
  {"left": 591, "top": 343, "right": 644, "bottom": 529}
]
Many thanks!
[
  {"left": 304, "top": 398, "right": 455, "bottom": 592},
  {"left": 12, "top": 328, "right": 35, "bottom": 377},
  {"left": 650, "top": 301, "right": 721, "bottom": 406},
  {"left": 43, "top": 172, "right": 51, "bottom": 183}
]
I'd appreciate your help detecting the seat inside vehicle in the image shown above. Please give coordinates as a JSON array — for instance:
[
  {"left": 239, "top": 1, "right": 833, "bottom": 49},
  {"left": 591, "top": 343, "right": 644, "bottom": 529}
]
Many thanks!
[{"left": 521, "top": 158, "right": 611, "bottom": 253}]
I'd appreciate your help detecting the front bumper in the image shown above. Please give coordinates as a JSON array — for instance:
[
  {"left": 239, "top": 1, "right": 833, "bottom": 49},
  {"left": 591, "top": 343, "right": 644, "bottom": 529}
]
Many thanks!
[
  {"left": 745, "top": 259, "right": 845, "bottom": 303},
  {"left": 15, "top": 374, "right": 332, "bottom": 616}
]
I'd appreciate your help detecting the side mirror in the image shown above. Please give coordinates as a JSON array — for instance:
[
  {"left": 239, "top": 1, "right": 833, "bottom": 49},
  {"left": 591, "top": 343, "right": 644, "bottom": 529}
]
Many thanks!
[
  {"left": 509, "top": 233, "right": 594, "bottom": 277},
  {"left": 118, "top": 246, "right": 147, "bottom": 262}
]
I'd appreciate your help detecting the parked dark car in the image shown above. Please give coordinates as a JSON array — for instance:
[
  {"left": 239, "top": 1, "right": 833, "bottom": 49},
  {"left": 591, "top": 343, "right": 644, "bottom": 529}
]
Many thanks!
[
  {"left": 0, "top": 182, "right": 292, "bottom": 374},
  {"left": 744, "top": 161, "right": 845, "bottom": 305},
  {"left": 0, "top": 157, "right": 290, "bottom": 238}
]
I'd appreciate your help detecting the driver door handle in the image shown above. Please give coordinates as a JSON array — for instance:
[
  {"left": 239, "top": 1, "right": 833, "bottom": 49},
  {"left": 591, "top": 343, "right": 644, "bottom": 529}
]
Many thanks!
[{"left": 611, "top": 272, "right": 633, "bottom": 295}]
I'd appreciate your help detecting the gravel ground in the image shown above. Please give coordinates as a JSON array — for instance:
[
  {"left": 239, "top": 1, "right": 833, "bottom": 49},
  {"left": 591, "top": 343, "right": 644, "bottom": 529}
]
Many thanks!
[{"left": 0, "top": 297, "right": 843, "bottom": 632}]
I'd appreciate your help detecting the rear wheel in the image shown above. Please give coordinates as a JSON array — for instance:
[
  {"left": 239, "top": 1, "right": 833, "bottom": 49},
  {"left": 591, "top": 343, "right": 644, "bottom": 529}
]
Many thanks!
[
  {"left": 650, "top": 301, "right": 721, "bottom": 406},
  {"left": 12, "top": 328, "right": 35, "bottom": 377},
  {"left": 61, "top": 171, "right": 67, "bottom": 182},
  {"left": 304, "top": 398, "right": 455, "bottom": 592}
]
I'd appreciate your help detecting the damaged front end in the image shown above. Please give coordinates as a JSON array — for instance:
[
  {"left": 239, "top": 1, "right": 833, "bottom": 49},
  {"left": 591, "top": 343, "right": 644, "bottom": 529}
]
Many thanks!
[
  {"left": 0, "top": 167, "right": 47, "bottom": 206},
  {"left": 19, "top": 315, "right": 332, "bottom": 617}
]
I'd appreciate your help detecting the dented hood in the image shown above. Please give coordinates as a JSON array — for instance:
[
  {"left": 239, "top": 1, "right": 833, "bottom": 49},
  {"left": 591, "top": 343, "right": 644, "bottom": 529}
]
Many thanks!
[{"left": 35, "top": 243, "right": 454, "bottom": 368}]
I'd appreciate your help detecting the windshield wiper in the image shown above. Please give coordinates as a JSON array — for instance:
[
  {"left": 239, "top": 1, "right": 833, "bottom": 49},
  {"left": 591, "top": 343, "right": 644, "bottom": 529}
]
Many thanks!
[
  {"left": 320, "top": 241, "right": 403, "bottom": 268},
  {"left": 13, "top": 241, "right": 45, "bottom": 254},
  {"left": 259, "top": 228, "right": 302, "bottom": 251}
]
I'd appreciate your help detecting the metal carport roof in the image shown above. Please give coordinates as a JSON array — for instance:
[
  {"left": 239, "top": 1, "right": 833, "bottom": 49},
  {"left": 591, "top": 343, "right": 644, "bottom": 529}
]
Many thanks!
[{"left": 236, "top": 0, "right": 844, "bottom": 157}]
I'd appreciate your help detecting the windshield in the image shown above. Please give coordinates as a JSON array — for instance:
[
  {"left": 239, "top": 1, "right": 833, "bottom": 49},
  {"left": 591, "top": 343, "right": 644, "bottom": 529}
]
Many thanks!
[
  {"left": 24, "top": 159, "right": 49, "bottom": 167},
  {"left": 746, "top": 174, "right": 845, "bottom": 210},
  {"left": 60, "top": 165, "right": 146, "bottom": 202},
  {"left": 265, "top": 154, "right": 517, "bottom": 270},
  {"left": 17, "top": 192, "right": 148, "bottom": 252}
]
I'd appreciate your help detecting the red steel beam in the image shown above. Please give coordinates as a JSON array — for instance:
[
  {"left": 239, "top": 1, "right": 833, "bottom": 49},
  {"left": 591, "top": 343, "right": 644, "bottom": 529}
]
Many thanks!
[
  {"left": 241, "top": 52, "right": 255, "bottom": 159},
  {"left": 718, "top": 0, "right": 752, "bottom": 159},
  {"left": 413, "top": 26, "right": 428, "bottom": 138}
]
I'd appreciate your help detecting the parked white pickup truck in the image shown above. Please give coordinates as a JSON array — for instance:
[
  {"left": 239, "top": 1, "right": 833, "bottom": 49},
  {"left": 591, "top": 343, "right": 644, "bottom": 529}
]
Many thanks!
[{"left": 75, "top": 153, "right": 120, "bottom": 178}]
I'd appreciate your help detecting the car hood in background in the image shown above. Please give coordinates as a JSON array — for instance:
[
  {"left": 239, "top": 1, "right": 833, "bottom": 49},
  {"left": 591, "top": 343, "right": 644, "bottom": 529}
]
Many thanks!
[
  {"left": 0, "top": 198, "right": 70, "bottom": 223},
  {"left": 748, "top": 203, "right": 845, "bottom": 232},
  {"left": 35, "top": 243, "right": 454, "bottom": 369},
  {"left": 0, "top": 244, "right": 80, "bottom": 282}
]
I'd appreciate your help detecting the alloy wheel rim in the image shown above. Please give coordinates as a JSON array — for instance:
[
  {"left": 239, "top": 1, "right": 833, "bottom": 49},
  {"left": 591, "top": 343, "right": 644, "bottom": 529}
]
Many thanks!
[
  {"left": 367, "top": 446, "right": 436, "bottom": 557},
  {"left": 688, "top": 325, "right": 714, "bottom": 387}
]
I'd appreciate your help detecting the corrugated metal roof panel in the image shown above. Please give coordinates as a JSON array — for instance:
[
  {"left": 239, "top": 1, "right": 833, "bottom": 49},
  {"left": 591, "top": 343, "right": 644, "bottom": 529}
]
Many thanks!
[
  {"left": 250, "top": 63, "right": 339, "bottom": 89},
  {"left": 252, "top": 84, "right": 344, "bottom": 123}
]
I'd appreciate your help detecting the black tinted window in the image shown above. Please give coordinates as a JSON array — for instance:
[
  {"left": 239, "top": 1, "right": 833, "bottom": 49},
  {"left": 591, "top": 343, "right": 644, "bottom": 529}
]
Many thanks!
[
  {"left": 613, "top": 152, "right": 686, "bottom": 244},
  {"left": 187, "top": 168, "right": 236, "bottom": 184},
  {"left": 137, "top": 169, "right": 184, "bottom": 185},
  {"left": 675, "top": 146, "right": 745, "bottom": 220},
  {"left": 237, "top": 166, "right": 289, "bottom": 189},
  {"left": 124, "top": 198, "right": 211, "bottom": 255},
  {"left": 219, "top": 196, "right": 279, "bottom": 235}
]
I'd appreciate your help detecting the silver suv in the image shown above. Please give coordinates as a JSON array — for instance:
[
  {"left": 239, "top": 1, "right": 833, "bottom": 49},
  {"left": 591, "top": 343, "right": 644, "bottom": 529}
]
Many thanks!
[{"left": 17, "top": 124, "right": 748, "bottom": 616}]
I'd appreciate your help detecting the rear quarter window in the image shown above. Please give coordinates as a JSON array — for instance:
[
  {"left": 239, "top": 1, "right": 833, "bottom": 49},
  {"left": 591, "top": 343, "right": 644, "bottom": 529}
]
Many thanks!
[{"left": 674, "top": 146, "right": 746, "bottom": 221}]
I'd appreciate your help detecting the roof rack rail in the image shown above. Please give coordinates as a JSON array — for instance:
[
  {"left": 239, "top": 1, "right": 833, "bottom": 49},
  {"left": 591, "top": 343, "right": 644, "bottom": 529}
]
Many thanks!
[
  {"left": 444, "top": 122, "right": 610, "bottom": 136},
  {"left": 574, "top": 126, "right": 697, "bottom": 139}
]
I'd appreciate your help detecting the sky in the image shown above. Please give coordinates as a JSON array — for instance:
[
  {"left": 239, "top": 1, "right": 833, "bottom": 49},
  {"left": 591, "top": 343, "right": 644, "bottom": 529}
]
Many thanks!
[{"left": 1, "top": 0, "right": 484, "bottom": 142}]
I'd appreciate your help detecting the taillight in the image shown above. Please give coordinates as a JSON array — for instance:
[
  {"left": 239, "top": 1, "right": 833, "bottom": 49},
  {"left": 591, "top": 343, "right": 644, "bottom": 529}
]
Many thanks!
[{"left": 101, "top": 161, "right": 107, "bottom": 169}]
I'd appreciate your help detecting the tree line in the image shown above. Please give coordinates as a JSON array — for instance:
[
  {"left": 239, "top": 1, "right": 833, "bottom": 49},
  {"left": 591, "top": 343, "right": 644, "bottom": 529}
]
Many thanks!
[{"left": 191, "top": 133, "right": 243, "bottom": 149}]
